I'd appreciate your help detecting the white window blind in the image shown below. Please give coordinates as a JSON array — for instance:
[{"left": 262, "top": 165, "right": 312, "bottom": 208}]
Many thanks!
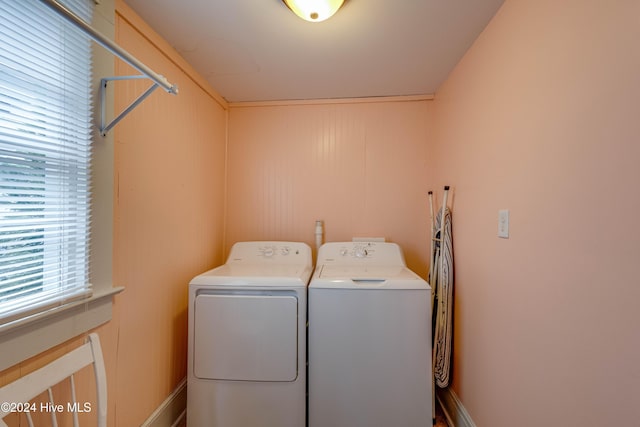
[{"left": 0, "top": 0, "right": 94, "bottom": 325}]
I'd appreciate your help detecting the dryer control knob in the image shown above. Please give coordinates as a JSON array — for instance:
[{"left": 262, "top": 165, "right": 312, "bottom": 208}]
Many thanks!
[{"left": 281, "top": 247, "right": 290, "bottom": 255}]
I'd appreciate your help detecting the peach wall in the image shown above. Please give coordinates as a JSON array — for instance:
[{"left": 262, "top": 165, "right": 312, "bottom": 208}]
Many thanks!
[
  {"left": 226, "top": 99, "right": 434, "bottom": 276},
  {"left": 432, "top": 0, "right": 640, "bottom": 425},
  {"left": 107, "top": 2, "right": 227, "bottom": 425}
]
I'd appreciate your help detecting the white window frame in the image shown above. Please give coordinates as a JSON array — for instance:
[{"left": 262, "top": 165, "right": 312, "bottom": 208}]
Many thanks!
[{"left": 0, "top": 0, "right": 121, "bottom": 371}]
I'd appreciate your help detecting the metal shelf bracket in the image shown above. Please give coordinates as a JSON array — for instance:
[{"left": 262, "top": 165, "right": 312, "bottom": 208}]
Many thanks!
[{"left": 100, "top": 76, "right": 160, "bottom": 137}]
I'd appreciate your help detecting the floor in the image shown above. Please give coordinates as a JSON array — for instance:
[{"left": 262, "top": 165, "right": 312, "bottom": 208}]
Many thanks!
[
  {"left": 176, "top": 401, "right": 450, "bottom": 427},
  {"left": 435, "top": 398, "right": 451, "bottom": 426}
]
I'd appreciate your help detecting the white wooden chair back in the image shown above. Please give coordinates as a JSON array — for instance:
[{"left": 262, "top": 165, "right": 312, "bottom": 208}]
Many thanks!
[{"left": 0, "top": 333, "right": 107, "bottom": 427}]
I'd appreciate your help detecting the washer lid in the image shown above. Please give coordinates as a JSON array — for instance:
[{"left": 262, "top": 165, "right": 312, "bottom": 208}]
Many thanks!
[
  {"left": 312, "top": 265, "right": 429, "bottom": 290},
  {"left": 319, "top": 265, "right": 408, "bottom": 279}
]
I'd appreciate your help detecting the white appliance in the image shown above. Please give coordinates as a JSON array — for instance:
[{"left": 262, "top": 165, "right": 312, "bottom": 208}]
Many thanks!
[
  {"left": 187, "top": 241, "right": 312, "bottom": 427},
  {"left": 308, "top": 241, "right": 432, "bottom": 427}
]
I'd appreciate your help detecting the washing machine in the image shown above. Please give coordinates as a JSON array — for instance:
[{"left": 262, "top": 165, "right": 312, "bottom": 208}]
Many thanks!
[
  {"left": 308, "top": 241, "right": 432, "bottom": 427},
  {"left": 187, "top": 241, "right": 312, "bottom": 427}
]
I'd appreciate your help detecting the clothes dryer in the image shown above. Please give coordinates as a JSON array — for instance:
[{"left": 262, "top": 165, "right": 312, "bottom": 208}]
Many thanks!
[
  {"left": 308, "top": 241, "right": 432, "bottom": 427},
  {"left": 187, "top": 241, "right": 312, "bottom": 427}
]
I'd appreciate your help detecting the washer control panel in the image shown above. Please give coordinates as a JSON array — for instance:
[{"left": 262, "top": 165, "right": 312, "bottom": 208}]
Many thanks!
[
  {"left": 318, "top": 242, "right": 405, "bottom": 265},
  {"left": 227, "top": 241, "right": 311, "bottom": 264},
  {"left": 338, "top": 243, "right": 375, "bottom": 259}
]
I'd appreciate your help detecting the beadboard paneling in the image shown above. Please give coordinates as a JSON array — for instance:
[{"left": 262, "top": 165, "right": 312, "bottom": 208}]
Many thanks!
[{"left": 226, "top": 100, "right": 434, "bottom": 275}]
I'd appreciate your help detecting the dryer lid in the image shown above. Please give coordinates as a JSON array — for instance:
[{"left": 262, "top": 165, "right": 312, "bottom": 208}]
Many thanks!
[
  {"left": 189, "top": 241, "right": 313, "bottom": 286},
  {"left": 190, "top": 263, "right": 312, "bottom": 286}
]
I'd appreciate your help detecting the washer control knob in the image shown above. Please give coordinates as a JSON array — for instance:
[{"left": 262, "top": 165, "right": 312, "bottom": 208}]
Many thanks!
[
  {"left": 263, "top": 247, "right": 275, "bottom": 257},
  {"left": 340, "top": 248, "right": 349, "bottom": 256},
  {"left": 354, "top": 247, "right": 368, "bottom": 258},
  {"left": 281, "top": 247, "right": 290, "bottom": 255}
]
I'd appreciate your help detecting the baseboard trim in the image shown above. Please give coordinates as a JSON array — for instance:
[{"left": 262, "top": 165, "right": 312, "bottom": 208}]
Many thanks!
[
  {"left": 141, "top": 378, "right": 187, "bottom": 427},
  {"left": 436, "top": 387, "right": 476, "bottom": 427}
]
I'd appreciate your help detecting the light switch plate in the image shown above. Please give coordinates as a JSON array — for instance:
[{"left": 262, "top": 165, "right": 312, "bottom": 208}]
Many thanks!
[{"left": 498, "top": 209, "right": 509, "bottom": 238}]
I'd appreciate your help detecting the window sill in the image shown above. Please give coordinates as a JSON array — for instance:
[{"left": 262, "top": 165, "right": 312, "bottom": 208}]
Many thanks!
[{"left": 0, "top": 286, "right": 124, "bottom": 371}]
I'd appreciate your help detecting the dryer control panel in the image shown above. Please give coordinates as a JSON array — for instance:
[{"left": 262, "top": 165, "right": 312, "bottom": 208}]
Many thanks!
[{"left": 227, "top": 241, "right": 312, "bottom": 265}]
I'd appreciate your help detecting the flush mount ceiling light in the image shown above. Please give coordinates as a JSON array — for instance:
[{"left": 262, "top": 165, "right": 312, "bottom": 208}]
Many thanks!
[{"left": 282, "top": 0, "right": 345, "bottom": 22}]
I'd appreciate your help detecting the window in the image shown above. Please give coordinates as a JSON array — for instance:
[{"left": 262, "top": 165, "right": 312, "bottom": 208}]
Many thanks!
[
  {"left": 0, "top": 0, "right": 121, "bottom": 373},
  {"left": 0, "top": 0, "right": 94, "bottom": 327},
  {"left": 0, "top": 0, "right": 121, "bottom": 371}
]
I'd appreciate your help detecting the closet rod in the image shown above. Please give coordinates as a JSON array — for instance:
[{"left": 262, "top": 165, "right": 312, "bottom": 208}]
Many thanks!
[{"left": 38, "top": 0, "right": 179, "bottom": 95}]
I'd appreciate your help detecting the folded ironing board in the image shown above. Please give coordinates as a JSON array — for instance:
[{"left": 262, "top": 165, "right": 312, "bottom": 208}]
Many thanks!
[{"left": 429, "top": 188, "right": 453, "bottom": 388}]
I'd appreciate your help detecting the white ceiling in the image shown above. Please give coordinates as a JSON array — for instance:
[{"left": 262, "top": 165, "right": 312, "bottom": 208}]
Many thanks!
[{"left": 124, "top": 0, "right": 505, "bottom": 103}]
